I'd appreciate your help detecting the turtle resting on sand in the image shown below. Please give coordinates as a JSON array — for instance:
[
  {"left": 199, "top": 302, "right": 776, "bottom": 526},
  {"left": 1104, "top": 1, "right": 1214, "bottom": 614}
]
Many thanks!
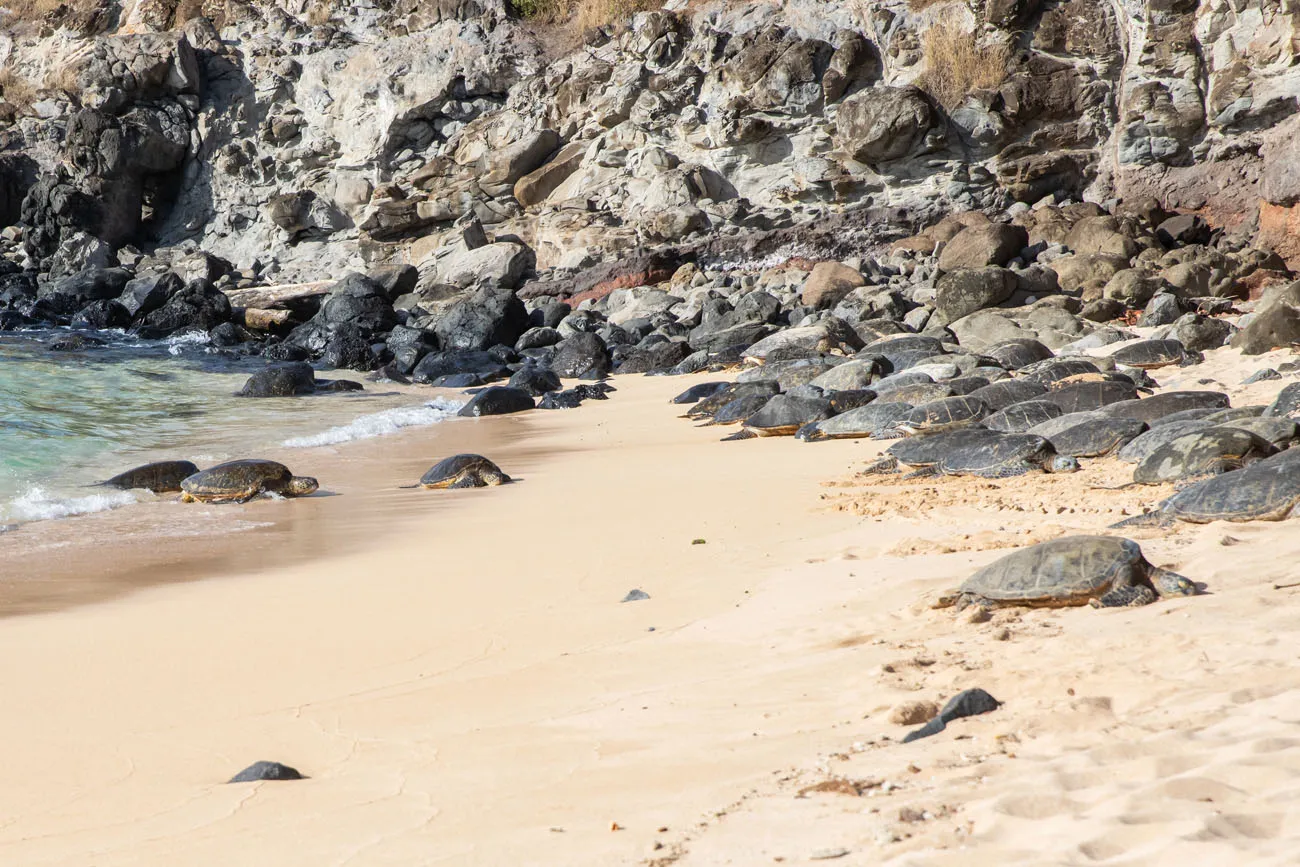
[
  {"left": 863, "top": 429, "right": 1079, "bottom": 478},
  {"left": 418, "top": 454, "right": 511, "bottom": 489},
  {"left": 936, "top": 536, "right": 1196, "bottom": 611},
  {"left": 1115, "top": 449, "right": 1300, "bottom": 527},
  {"left": 95, "top": 460, "right": 200, "bottom": 493},
  {"left": 180, "top": 460, "right": 318, "bottom": 503}
]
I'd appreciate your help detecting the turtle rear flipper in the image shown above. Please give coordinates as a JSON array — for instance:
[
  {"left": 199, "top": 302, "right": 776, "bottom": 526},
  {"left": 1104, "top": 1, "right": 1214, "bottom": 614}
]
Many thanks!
[
  {"left": 1092, "top": 585, "right": 1157, "bottom": 607},
  {"left": 1110, "top": 511, "right": 1170, "bottom": 529}
]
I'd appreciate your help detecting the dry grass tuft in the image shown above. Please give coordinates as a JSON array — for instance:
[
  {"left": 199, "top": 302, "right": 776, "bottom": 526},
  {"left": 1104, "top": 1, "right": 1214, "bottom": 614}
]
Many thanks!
[
  {"left": 511, "top": 0, "right": 658, "bottom": 31},
  {"left": 916, "top": 22, "right": 1011, "bottom": 110},
  {"left": 306, "top": 2, "right": 332, "bottom": 26},
  {"left": 0, "top": 69, "right": 38, "bottom": 116},
  {"left": 0, "top": 0, "right": 115, "bottom": 33}
]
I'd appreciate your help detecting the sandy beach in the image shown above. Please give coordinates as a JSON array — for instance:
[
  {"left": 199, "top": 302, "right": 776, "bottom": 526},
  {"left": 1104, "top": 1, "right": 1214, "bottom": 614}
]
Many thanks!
[{"left": 3, "top": 351, "right": 1300, "bottom": 866}]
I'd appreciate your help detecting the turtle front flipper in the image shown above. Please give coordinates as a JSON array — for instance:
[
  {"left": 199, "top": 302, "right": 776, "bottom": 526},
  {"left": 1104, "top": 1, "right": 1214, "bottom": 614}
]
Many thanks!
[
  {"left": 449, "top": 474, "right": 485, "bottom": 489},
  {"left": 1092, "top": 585, "right": 1156, "bottom": 607},
  {"left": 903, "top": 466, "right": 939, "bottom": 480},
  {"left": 232, "top": 486, "right": 264, "bottom": 504},
  {"left": 1109, "top": 510, "right": 1169, "bottom": 529},
  {"left": 860, "top": 456, "right": 899, "bottom": 475}
]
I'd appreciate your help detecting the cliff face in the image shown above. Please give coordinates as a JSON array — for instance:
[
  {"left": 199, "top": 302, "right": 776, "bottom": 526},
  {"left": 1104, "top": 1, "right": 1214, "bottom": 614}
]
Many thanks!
[{"left": 2, "top": 0, "right": 1299, "bottom": 283}]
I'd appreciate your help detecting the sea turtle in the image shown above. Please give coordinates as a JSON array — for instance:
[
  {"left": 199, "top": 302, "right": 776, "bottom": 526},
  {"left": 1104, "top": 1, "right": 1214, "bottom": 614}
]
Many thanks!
[
  {"left": 987, "top": 338, "right": 1054, "bottom": 370},
  {"left": 1117, "top": 420, "right": 1212, "bottom": 464},
  {"left": 685, "top": 382, "right": 779, "bottom": 419},
  {"left": 944, "top": 375, "right": 993, "bottom": 396},
  {"left": 863, "top": 428, "right": 1005, "bottom": 474},
  {"left": 937, "top": 536, "right": 1196, "bottom": 610},
  {"left": 1021, "top": 358, "right": 1101, "bottom": 386},
  {"left": 743, "top": 394, "right": 833, "bottom": 436},
  {"left": 672, "top": 381, "right": 732, "bottom": 405},
  {"left": 179, "top": 460, "right": 319, "bottom": 503},
  {"left": 1046, "top": 417, "right": 1148, "bottom": 458},
  {"left": 1200, "top": 406, "right": 1264, "bottom": 425},
  {"left": 827, "top": 389, "right": 878, "bottom": 414},
  {"left": 1111, "top": 339, "right": 1200, "bottom": 369},
  {"left": 984, "top": 399, "right": 1063, "bottom": 433},
  {"left": 704, "top": 393, "right": 774, "bottom": 425},
  {"left": 968, "top": 379, "right": 1048, "bottom": 411},
  {"left": 94, "top": 460, "right": 200, "bottom": 493},
  {"left": 874, "top": 382, "right": 956, "bottom": 406},
  {"left": 1116, "top": 449, "right": 1300, "bottom": 526},
  {"left": 935, "top": 433, "right": 1081, "bottom": 478},
  {"left": 1101, "top": 390, "right": 1230, "bottom": 425},
  {"left": 1132, "top": 428, "right": 1275, "bottom": 485},
  {"left": 896, "top": 396, "right": 990, "bottom": 435},
  {"left": 1040, "top": 380, "right": 1139, "bottom": 413},
  {"left": 417, "top": 454, "right": 511, "bottom": 489},
  {"left": 1027, "top": 411, "right": 1112, "bottom": 440},
  {"left": 1220, "top": 417, "right": 1300, "bottom": 449},
  {"left": 797, "top": 402, "right": 913, "bottom": 441}
]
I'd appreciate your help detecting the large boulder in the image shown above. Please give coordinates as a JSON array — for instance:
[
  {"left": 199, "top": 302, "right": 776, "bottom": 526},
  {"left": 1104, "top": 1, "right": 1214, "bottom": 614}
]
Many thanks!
[
  {"left": 238, "top": 363, "right": 318, "bottom": 397},
  {"left": 801, "top": 262, "right": 866, "bottom": 309},
  {"left": 135, "top": 279, "right": 231, "bottom": 337},
  {"left": 934, "top": 268, "right": 1018, "bottom": 323},
  {"left": 835, "top": 86, "right": 933, "bottom": 164},
  {"left": 938, "top": 224, "right": 1029, "bottom": 271},
  {"left": 550, "top": 332, "right": 611, "bottom": 378},
  {"left": 432, "top": 283, "right": 529, "bottom": 352},
  {"left": 119, "top": 272, "right": 182, "bottom": 318},
  {"left": 1232, "top": 281, "right": 1300, "bottom": 355}
]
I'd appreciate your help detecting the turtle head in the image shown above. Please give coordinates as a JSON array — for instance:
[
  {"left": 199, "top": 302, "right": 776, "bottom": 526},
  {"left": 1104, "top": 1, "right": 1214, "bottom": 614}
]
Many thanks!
[
  {"left": 1150, "top": 567, "right": 1197, "bottom": 598},
  {"left": 1047, "top": 455, "right": 1082, "bottom": 474},
  {"left": 483, "top": 470, "right": 511, "bottom": 486},
  {"left": 286, "top": 476, "right": 319, "bottom": 497}
]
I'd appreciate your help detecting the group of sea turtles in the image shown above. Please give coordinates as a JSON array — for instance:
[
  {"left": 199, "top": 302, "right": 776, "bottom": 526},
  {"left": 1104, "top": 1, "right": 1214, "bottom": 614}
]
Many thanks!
[{"left": 95, "top": 454, "right": 510, "bottom": 502}]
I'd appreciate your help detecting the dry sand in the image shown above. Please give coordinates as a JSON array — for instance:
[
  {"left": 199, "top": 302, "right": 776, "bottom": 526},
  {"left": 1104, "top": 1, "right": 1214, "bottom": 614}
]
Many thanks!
[{"left": 2, "top": 345, "right": 1300, "bottom": 865}]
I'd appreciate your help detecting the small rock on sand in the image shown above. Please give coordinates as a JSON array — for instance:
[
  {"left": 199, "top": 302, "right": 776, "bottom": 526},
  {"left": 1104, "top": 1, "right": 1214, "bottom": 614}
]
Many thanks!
[{"left": 228, "top": 761, "right": 304, "bottom": 783}]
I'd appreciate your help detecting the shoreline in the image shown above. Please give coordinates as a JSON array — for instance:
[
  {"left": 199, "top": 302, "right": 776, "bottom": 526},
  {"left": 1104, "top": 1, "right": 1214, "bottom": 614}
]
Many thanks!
[{"left": 4, "top": 350, "right": 1300, "bottom": 864}]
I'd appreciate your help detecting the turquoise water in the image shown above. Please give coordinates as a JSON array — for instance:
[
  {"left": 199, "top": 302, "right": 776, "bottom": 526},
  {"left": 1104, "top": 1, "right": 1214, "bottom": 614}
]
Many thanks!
[{"left": 0, "top": 330, "right": 462, "bottom": 524}]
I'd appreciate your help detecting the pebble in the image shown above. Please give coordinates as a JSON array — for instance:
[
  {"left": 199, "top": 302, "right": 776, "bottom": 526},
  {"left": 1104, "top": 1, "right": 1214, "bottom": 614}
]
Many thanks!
[
  {"left": 809, "top": 847, "right": 850, "bottom": 860},
  {"left": 621, "top": 589, "right": 650, "bottom": 602}
]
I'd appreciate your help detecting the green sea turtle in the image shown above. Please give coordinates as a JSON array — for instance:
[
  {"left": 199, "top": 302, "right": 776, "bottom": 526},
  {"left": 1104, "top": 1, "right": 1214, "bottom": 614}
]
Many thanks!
[
  {"left": 896, "top": 396, "right": 990, "bottom": 435},
  {"left": 796, "top": 402, "right": 912, "bottom": 441},
  {"left": 937, "top": 536, "right": 1196, "bottom": 610},
  {"left": 967, "top": 379, "right": 1048, "bottom": 411},
  {"left": 1116, "top": 449, "right": 1300, "bottom": 526},
  {"left": 1116, "top": 420, "right": 1212, "bottom": 464},
  {"left": 704, "top": 393, "right": 773, "bottom": 426},
  {"left": 1132, "top": 428, "right": 1275, "bottom": 485},
  {"left": 862, "top": 428, "right": 1003, "bottom": 475},
  {"left": 1041, "top": 380, "right": 1139, "bottom": 413},
  {"left": 179, "top": 460, "right": 318, "bottom": 503},
  {"left": 1111, "top": 339, "right": 1200, "bottom": 369},
  {"left": 1101, "top": 390, "right": 1230, "bottom": 425},
  {"left": 417, "top": 454, "right": 511, "bottom": 489},
  {"left": 685, "top": 382, "right": 779, "bottom": 420},
  {"left": 742, "top": 394, "right": 833, "bottom": 436},
  {"left": 94, "top": 460, "right": 201, "bottom": 493},
  {"left": 1021, "top": 358, "right": 1101, "bottom": 386},
  {"left": 1046, "top": 418, "right": 1148, "bottom": 458},
  {"left": 984, "top": 399, "right": 1063, "bottom": 433},
  {"left": 934, "top": 433, "right": 1081, "bottom": 478}
]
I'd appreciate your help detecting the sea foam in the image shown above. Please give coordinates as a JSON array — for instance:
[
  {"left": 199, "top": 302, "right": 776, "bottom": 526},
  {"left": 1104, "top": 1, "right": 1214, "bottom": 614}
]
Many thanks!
[
  {"left": 0, "top": 486, "right": 141, "bottom": 523},
  {"left": 282, "top": 398, "right": 465, "bottom": 448}
]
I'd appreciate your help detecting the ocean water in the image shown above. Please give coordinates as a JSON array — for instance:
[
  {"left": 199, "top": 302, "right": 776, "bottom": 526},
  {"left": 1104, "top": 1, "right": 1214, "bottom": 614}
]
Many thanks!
[{"left": 0, "top": 330, "right": 463, "bottom": 525}]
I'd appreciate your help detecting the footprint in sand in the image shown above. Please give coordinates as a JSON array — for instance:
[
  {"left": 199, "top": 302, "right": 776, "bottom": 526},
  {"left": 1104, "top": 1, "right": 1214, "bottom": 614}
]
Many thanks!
[
  {"left": 994, "top": 793, "right": 1079, "bottom": 819},
  {"left": 1158, "top": 776, "right": 1248, "bottom": 803},
  {"left": 1191, "top": 812, "right": 1284, "bottom": 841}
]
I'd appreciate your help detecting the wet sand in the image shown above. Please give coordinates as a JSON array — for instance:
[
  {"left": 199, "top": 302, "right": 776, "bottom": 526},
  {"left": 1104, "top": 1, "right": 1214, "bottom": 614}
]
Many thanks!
[{"left": 2, "top": 349, "right": 1300, "bottom": 865}]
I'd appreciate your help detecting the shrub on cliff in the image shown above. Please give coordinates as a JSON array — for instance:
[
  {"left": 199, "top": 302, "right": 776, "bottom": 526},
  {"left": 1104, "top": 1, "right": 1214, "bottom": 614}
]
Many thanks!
[{"left": 917, "top": 23, "right": 1011, "bottom": 109}]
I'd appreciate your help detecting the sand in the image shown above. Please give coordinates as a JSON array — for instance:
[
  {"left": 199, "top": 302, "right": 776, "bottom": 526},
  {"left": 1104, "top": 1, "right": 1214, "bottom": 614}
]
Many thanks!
[{"left": 2, "top": 345, "right": 1300, "bottom": 865}]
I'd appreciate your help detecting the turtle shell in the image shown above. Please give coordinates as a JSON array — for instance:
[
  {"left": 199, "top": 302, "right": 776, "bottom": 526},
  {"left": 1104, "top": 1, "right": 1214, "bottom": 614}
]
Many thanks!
[
  {"left": 1161, "top": 449, "right": 1300, "bottom": 522},
  {"left": 1117, "top": 420, "right": 1212, "bottom": 464},
  {"left": 1020, "top": 358, "right": 1101, "bottom": 386},
  {"left": 687, "top": 381, "right": 778, "bottom": 419},
  {"left": 960, "top": 536, "right": 1146, "bottom": 605},
  {"left": 743, "top": 394, "right": 832, "bottom": 436},
  {"left": 968, "top": 379, "right": 1048, "bottom": 411},
  {"left": 1101, "top": 390, "right": 1230, "bottom": 425},
  {"left": 985, "top": 399, "right": 1063, "bottom": 433},
  {"left": 899, "top": 396, "right": 990, "bottom": 433},
  {"left": 1263, "top": 382, "right": 1300, "bottom": 419},
  {"left": 181, "top": 460, "right": 293, "bottom": 496},
  {"left": 420, "top": 454, "right": 504, "bottom": 486},
  {"left": 102, "top": 460, "right": 201, "bottom": 493},
  {"left": 938, "top": 433, "right": 1053, "bottom": 478},
  {"left": 887, "top": 428, "right": 1004, "bottom": 467},
  {"left": 708, "top": 393, "right": 773, "bottom": 425},
  {"left": 1041, "top": 380, "right": 1138, "bottom": 413},
  {"left": 1222, "top": 417, "right": 1300, "bottom": 449},
  {"left": 1111, "top": 339, "right": 1192, "bottom": 369},
  {"left": 987, "top": 339, "right": 1053, "bottom": 370},
  {"left": 874, "top": 381, "right": 955, "bottom": 406},
  {"left": 797, "top": 402, "right": 913, "bottom": 441},
  {"left": 1133, "top": 428, "right": 1275, "bottom": 485},
  {"left": 1047, "top": 418, "right": 1148, "bottom": 458}
]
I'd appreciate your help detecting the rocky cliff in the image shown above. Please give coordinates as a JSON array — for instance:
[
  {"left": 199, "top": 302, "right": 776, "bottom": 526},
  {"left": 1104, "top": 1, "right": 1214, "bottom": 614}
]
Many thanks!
[{"left": 2, "top": 0, "right": 1300, "bottom": 370}]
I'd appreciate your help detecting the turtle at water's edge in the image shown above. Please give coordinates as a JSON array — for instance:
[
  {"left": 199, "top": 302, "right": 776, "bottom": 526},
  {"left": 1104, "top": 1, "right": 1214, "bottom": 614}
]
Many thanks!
[
  {"left": 180, "top": 460, "right": 318, "bottom": 504},
  {"left": 936, "top": 536, "right": 1196, "bottom": 610},
  {"left": 418, "top": 454, "right": 511, "bottom": 489},
  {"left": 94, "top": 460, "right": 200, "bottom": 493}
]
